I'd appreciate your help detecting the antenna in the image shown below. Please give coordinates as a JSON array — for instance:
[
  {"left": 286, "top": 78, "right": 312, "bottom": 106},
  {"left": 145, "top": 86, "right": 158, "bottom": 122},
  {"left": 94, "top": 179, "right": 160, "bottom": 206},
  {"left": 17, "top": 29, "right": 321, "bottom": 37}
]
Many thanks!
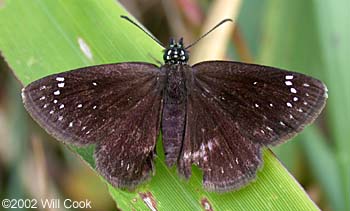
[
  {"left": 120, "top": 15, "right": 165, "bottom": 48},
  {"left": 185, "top": 19, "right": 233, "bottom": 49}
]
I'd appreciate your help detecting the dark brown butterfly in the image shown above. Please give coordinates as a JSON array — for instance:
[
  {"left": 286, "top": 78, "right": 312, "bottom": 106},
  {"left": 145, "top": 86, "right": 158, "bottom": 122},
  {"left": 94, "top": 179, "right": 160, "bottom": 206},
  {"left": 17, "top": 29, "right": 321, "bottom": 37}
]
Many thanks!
[{"left": 21, "top": 18, "right": 327, "bottom": 192}]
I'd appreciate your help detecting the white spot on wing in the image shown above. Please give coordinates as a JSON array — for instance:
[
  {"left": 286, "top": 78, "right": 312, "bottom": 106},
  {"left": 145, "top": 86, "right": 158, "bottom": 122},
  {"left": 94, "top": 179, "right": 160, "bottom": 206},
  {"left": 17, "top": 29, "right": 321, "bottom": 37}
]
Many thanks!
[
  {"left": 193, "top": 151, "right": 200, "bottom": 159},
  {"left": 56, "top": 77, "right": 64, "bottom": 82},
  {"left": 40, "top": 86, "right": 46, "bottom": 90},
  {"left": 21, "top": 90, "right": 26, "bottom": 100},
  {"left": 303, "top": 83, "right": 310, "bottom": 87},
  {"left": 59, "top": 104, "right": 65, "bottom": 109},
  {"left": 77, "top": 104, "right": 82, "bottom": 108},
  {"left": 200, "top": 142, "right": 205, "bottom": 151},
  {"left": 287, "top": 102, "right": 293, "bottom": 107},
  {"left": 254, "top": 103, "right": 259, "bottom": 108},
  {"left": 183, "top": 152, "right": 191, "bottom": 159},
  {"left": 58, "top": 82, "right": 65, "bottom": 88},
  {"left": 53, "top": 100, "right": 58, "bottom": 104},
  {"left": 203, "top": 87, "right": 212, "bottom": 95},
  {"left": 285, "top": 75, "right": 294, "bottom": 80},
  {"left": 69, "top": 122, "right": 73, "bottom": 127},
  {"left": 285, "top": 81, "right": 292, "bottom": 86},
  {"left": 293, "top": 97, "right": 298, "bottom": 102},
  {"left": 269, "top": 103, "right": 273, "bottom": 107},
  {"left": 290, "top": 88, "right": 297, "bottom": 93},
  {"left": 92, "top": 82, "right": 97, "bottom": 86},
  {"left": 78, "top": 37, "right": 93, "bottom": 60},
  {"left": 208, "top": 141, "right": 213, "bottom": 151},
  {"left": 20, "top": 90, "right": 25, "bottom": 101},
  {"left": 40, "top": 96, "right": 46, "bottom": 100},
  {"left": 54, "top": 90, "right": 60, "bottom": 95},
  {"left": 323, "top": 85, "right": 328, "bottom": 98},
  {"left": 58, "top": 116, "right": 63, "bottom": 121}
]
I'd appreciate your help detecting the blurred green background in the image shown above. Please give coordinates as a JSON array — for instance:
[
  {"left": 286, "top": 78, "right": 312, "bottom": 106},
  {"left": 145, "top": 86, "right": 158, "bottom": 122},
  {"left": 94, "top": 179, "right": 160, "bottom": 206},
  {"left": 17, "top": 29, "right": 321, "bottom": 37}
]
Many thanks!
[{"left": 0, "top": 0, "right": 349, "bottom": 210}]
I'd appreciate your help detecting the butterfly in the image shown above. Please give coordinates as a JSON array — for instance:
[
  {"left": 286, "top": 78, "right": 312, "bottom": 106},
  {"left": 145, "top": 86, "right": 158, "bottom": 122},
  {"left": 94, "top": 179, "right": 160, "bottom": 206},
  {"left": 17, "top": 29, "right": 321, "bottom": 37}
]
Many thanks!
[{"left": 21, "top": 18, "right": 327, "bottom": 192}]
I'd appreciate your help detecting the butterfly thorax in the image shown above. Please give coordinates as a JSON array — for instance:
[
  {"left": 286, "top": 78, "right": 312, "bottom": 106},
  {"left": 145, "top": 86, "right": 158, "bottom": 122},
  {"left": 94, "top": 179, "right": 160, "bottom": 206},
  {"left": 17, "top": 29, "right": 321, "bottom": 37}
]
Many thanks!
[
  {"left": 162, "top": 64, "right": 188, "bottom": 105},
  {"left": 162, "top": 38, "right": 190, "bottom": 105},
  {"left": 163, "top": 38, "right": 189, "bottom": 65}
]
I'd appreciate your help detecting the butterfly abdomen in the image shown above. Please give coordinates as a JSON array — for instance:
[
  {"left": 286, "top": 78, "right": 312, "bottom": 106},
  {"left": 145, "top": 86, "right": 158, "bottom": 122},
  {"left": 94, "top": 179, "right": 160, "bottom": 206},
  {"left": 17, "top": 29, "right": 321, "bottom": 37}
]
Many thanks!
[{"left": 161, "top": 64, "right": 189, "bottom": 166}]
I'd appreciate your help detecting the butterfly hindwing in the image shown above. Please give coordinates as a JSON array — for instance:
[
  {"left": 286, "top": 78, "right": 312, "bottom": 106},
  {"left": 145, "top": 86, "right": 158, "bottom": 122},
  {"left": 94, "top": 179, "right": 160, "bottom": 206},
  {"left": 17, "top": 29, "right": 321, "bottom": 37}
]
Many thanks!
[
  {"left": 95, "top": 81, "right": 163, "bottom": 188},
  {"left": 179, "top": 84, "right": 262, "bottom": 191},
  {"left": 178, "top": 61, "right": 327, "bottom": 191},
  {"left": 22, "top": 62, "right": 165, "bottom": 188}
]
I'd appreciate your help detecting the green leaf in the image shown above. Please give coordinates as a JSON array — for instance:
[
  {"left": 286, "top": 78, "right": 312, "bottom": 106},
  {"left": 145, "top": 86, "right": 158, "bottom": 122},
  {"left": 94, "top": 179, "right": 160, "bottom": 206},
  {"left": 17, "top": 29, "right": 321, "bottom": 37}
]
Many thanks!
[
  {"left": 0, "top": 0, "right": 319, "bottom": 210},
  {"left": 301, "top": 126, "right": 344, "bottom": 211}
]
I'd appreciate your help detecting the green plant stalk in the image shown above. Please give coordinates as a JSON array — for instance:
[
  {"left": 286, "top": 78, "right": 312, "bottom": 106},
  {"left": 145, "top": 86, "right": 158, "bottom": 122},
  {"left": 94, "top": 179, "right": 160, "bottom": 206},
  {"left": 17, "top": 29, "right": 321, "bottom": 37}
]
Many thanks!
[
  {"left": 313, "top": 1, "right": 350, "bottom": 210},
  {"left": 258, "top": 0, "right": 348, "bottom": 210}
]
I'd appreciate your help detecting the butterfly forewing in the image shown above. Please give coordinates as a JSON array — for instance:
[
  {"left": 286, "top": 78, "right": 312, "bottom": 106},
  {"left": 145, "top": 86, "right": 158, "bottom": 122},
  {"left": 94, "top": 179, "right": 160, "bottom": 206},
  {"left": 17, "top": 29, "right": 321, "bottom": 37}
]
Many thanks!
[
  {"left": 22, "top": 63, "right": 165, "bottom": 188},
  {"left": 192, "top": 61, "right": 327, "bottom": 146},
  {"left": 178, "top": 61, "right": 327, "bottom": 191}
]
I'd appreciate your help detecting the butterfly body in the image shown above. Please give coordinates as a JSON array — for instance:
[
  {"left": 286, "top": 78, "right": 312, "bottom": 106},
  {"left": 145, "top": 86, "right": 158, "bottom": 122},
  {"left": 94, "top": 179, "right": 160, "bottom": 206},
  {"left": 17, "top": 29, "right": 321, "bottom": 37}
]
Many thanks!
[
  {"left": 22, "top": 38, "right": 327, "bottom": 192},
  {"left": 161, "top": 38, "right": 192, "bottom": 166},
  {"left": 161, "top": 64, "right": 186, "bottom": 165}
]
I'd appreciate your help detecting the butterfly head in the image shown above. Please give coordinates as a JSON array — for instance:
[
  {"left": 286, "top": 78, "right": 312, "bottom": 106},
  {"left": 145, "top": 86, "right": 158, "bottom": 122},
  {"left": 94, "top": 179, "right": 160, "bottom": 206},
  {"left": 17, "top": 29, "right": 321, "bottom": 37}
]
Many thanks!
[{"left": 163, "top": 38, "right": 189, "bottom": 65}]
